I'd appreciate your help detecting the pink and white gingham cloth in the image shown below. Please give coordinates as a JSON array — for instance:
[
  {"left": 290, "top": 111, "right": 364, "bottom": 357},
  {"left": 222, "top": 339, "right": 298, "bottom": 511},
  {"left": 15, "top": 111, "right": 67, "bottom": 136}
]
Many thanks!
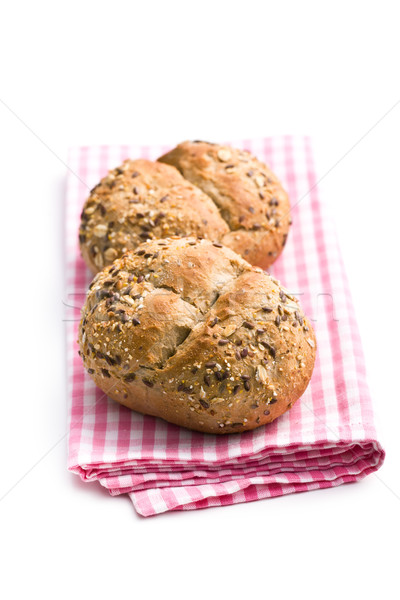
[{"left": 65, "top": 137, "right": 384, "bottom": 517}]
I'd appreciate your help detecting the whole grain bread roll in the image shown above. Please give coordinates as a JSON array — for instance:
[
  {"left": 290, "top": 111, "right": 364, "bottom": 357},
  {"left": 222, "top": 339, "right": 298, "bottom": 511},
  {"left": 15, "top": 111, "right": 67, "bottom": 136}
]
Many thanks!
[
  {"left": 159, "top": 141, "right": 291, "bottom": 270},
  {"left": 78, "top": 237, "right": 316, "bottom": 434},
  {"left": 79, "top": 159, "right": 229, "bottom": 273}
]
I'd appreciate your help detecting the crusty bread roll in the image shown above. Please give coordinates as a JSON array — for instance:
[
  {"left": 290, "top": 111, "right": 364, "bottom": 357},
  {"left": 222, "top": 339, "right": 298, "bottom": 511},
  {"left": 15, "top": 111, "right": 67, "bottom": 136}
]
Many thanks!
[
  {"left": 78, "top": 237, "right": 316, "bottom": 434},
  {"left": 79, "top": 159, "right": 229, "bottom": 273},
  {"left": 158, "top": 141, "right": 291, "bottom": 270},
  {"left": 79, "top": 142, "right": 291, "bottom": 274}
]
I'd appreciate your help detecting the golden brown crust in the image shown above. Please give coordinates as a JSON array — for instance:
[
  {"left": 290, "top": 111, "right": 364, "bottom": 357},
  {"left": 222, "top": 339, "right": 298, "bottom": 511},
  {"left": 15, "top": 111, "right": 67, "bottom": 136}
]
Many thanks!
[
  {"left": 79, "top": 159, "right": 229, "bottom": 273},
  {"left": 158, "top": 141, "right": 291, "bottom": 269},
  {"left": 78, "top": 238, "right": 316, "bottom": 434}
]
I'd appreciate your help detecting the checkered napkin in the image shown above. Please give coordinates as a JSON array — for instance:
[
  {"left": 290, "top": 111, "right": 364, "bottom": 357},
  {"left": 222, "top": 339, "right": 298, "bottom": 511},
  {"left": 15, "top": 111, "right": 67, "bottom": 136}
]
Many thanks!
[{"left": 65, "top": 137, "right": 384, "bottom": 517}]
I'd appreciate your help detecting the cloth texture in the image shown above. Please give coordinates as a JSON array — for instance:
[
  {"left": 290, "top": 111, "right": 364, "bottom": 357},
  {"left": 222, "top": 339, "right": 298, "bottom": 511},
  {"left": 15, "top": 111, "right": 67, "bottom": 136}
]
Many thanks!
[{"left": 65, "top": 137, "right": 384, "bottom": 517}]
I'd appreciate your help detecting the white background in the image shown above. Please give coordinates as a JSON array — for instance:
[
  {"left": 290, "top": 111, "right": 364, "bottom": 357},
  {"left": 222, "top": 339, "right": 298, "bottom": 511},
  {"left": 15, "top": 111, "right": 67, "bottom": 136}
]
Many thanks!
[{"left": 0, "top": 1, "right": 399, "bottom": 598}]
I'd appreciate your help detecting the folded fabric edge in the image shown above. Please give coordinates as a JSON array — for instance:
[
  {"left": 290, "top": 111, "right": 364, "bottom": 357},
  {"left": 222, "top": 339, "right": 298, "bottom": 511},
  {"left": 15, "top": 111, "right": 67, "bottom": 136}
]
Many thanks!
[
  {"left": 67, "top": 440, "right": 385, "bottom": 517},
  {"left": 128, "top": 462, "right": 383, "bottom": 517},
  {"left": 67, "top": 439, "right": 385, "bottom": 481}
]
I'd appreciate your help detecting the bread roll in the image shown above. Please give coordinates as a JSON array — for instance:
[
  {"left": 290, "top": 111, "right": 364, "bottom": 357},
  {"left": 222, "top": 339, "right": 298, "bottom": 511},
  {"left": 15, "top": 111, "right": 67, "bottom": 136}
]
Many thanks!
[
  {"left": 78, "top": 237, "right": 316, "bottom": 434},
  {"left": 159, "top": 141, "right": 291, "bottom": 270},
  {"left": 79, "top": 159, "right": 228, "bottom": 273}
]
